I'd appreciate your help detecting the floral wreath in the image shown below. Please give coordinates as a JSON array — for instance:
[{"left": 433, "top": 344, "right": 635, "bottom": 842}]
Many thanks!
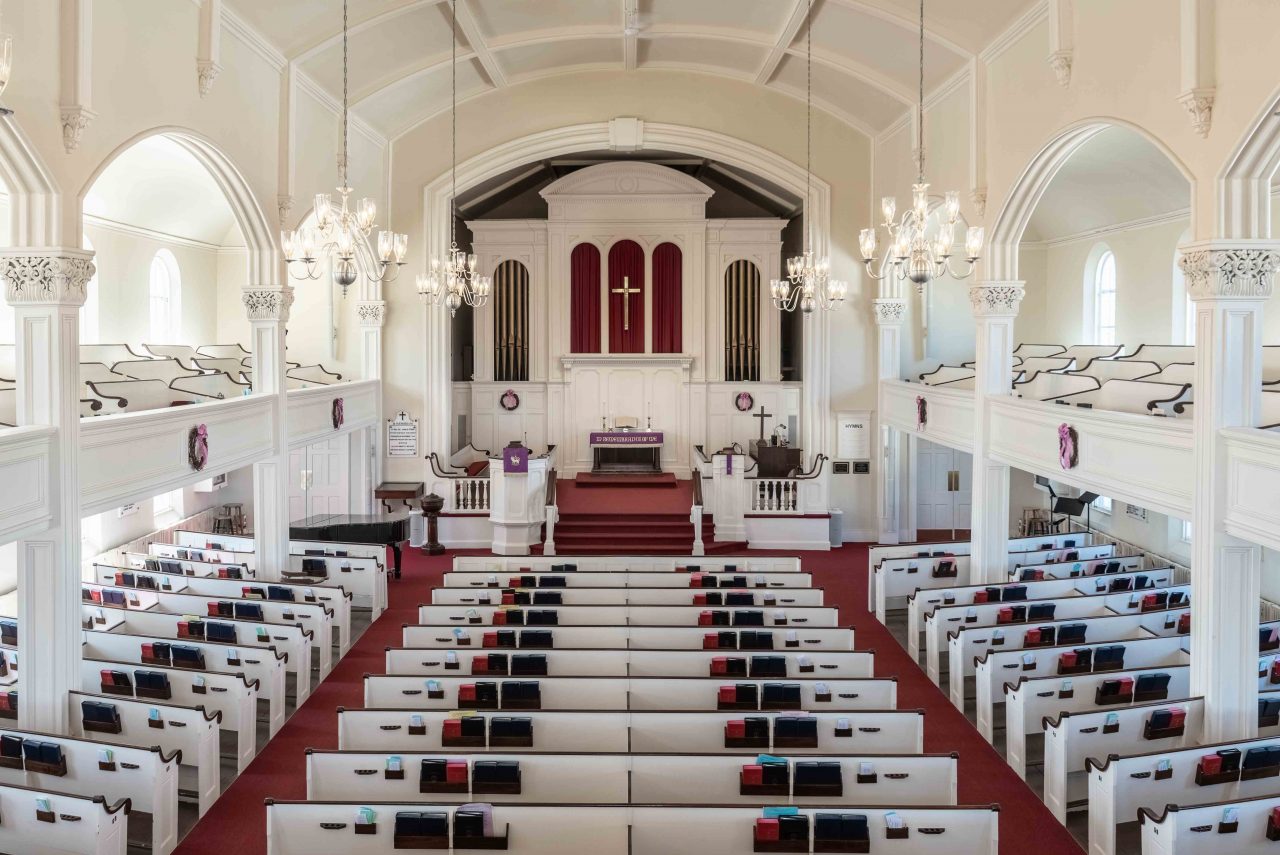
[
  {"left": 500, "top": 389, "right": 520, "bottom": 411},
  {"left": 915, "top": 396, "right": 928, "bottom": 431},
  {"left": 1058, "top": 423, "right": 1079, "bottom": 470},
  {"left": 332, "top": 397, "right": 345, "bottom": 430},
  {"left": 735, "top": 391, "right": 754, "bottom": 412},
  {"left": 188, "top": 424, "right": 209, "bottom": 471}
]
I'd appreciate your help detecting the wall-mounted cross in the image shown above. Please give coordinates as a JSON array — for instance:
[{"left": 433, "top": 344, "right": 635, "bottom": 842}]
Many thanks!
[
  {"left": 611, "top": 275, "right": 640, "bottom": 331},
  {"left": 753, "top": 405, "right": 773, "bottom": 441}
]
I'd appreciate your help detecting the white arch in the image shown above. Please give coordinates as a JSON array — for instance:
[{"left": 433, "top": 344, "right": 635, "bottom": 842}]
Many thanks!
[
  {"left": 986, "top": 118, "right": 1195, "bottom": 281},
  {"left": 77, "top": 127, "right": 279, "bottom": 285},
  {"left": 0, "top": 115, "right": 63, "bottom": 246},
  {"left": 1219, "top": 84, "right": 1280, "bottom": 240}
]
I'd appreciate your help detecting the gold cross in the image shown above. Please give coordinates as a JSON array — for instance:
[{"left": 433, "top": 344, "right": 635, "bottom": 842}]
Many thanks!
[{"left": 610, "top": 275, "right": 640, "bottom": 331}]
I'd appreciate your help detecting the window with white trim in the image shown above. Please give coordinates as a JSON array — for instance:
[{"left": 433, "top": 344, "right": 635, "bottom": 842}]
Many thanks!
[
  {"left": 153, "top": 488, "right": 183, "bottom": 519},
  {"left": 80, "top": 234, "right": 99, "bottom": 344},
  {"left": 149, "top": 249, "right": 181, "bottom": 342},
  {"left": 1181, "top": 520, "right": 1192, "bottom": 543},
  {"left": 1093, "top": 496, "right": 1112, "bottom": 514},
  {"left": 1092, "top": 249, "right": 1117, "bottom": 346}
]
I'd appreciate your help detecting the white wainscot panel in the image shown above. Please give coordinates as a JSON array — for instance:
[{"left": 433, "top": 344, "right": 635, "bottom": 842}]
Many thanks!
[
  {"left": 469, "top": 382, "right": 549, "bottom": 455},
  {"left": 1224, "top": 427, "right": 1280, "bottom": 551},
  {"left": 879, "top": 380, "right": 974, "bottom": 453},
  {"left": 287, "top": 380, "right": 378, "bottom": 450},
  {"left": 986, "top": 397, "right": 1193, "bottom": 518},
  {"left": 0, "top": 425, "right": 55, "bottom": 542},
  {"left": 81, "top": 395, "right": 276, "bottom": 515}
]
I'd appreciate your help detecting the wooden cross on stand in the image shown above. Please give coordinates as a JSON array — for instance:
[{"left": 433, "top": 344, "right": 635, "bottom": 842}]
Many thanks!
[
  {"left": 611, "top": 275, "right": 640, "bottom": 331},
  {"left": 753, "top": 405, "right": 773, "bottom": 441}
]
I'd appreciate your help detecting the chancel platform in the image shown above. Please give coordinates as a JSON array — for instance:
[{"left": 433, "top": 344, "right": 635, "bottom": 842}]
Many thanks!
[{"left": 589, "top": 430, "right": 664, "bottom": 474}]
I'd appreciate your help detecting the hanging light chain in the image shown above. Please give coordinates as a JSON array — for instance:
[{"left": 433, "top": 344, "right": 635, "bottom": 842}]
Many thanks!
[
  {"left": 341, "top": 0, "right": 349, "bottom": 187},
  {"left": 450, "top": 0, "right": 458, "bottom": 251},
  {"left": 805, "top": 0, "right": 812, "bottom": 254},
  {"left": 917, "top": 0, "right": 924, "bottom": 181}
]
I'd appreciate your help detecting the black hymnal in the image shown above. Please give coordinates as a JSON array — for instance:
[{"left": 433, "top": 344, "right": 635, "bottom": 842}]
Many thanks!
[
  {"left": 234, "top": 602, "right": 264, "bottom": 621},
  {"left": 490, "top": 717, "right": 532, "bottom": 738},
  {"left": 531, "top": 592, "right": 561, "bottom": 605},
  {"left": 751, "top": 656, "right": 787, "bottom": 678},
  {"left": 733, "top": 610, "right": 765, "bottom": 627},
  {"left": 740, "top": 631, "right": 774, "bottom": 650},
  {"left": 526, "top": 610, "right": 557, "bottom": 626},
  {"left": 517, "top": 629, "right": 550, "bottom": 647},
  {"left": 206, "top": 622, "right": 237, "bottom": 643},
  {"left": 510, "top": 654, "right": 546, "bottom": 676},
  {"left": 473, "top": 760, "right": 520, "bottom": 783},
  {"left": 1027, "top": 603, "right": 1055, "bottom": 620},
  {"left": 267, "top": 585, "right": 295, "bottom": 602}
]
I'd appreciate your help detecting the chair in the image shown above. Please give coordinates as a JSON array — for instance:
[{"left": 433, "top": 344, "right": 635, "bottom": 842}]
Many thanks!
[
  {"left": 212, "top": 506, "right": 236, "bottom": 535},
  {"left": 225, "top": 503, "right": 246, "bottom": 535}
]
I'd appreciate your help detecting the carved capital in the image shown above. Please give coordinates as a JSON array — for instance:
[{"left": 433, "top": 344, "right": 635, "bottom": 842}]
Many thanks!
[
  {"left": 1178, "top": 88, "right": 1215, "bottom": 138},
  {"left": 357, "top": 300, "right": 387, "bottom": 327},
  {"left": 242, "top": 287, "right": 294, "bottom": 322},
  {"left": 873, "top": 298, "right": 906, "bottom": 326},
  {"left": 277, "top": 195, "right": 294, "bottom": 228},
  {"left": 970, "top": 187, "right": 987, "bottom": 219},
  {"left": 1179, "top": 247, "right": 1280, "bottom": 300},
  {"left": 1047, "top": 50, "right": 1072, "bottom": 86},
  {"left": 197, "top": 61, "right": 221, "bottom": 98},
  {"left": 60, "top": 105, "right": 96, "bottom": 153},
  {"left": 969, "top": 282, "right": 1025, "bottom": 317},
  {"left": 0, "top": 250, "right": 95, "bottom": 307}
]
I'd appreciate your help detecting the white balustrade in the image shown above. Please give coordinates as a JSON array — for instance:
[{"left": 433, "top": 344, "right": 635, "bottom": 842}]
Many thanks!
[
  {"left": 750, "top": 477, "right": 801, "bottom": 513},
  {"left": 449, "top": 477, "right": 491, "bottom": 512}
]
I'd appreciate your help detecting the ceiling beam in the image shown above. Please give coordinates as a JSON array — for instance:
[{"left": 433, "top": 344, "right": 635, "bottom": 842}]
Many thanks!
[
  {"left": 454, "top": 0, "right": 507, "bottom": 87},
  {"left": 457, "top": 162, "right": 546, "bottom": 214},
  {"left": 622, "top": 0, "right": 639, "bottom": 70},
  {"left": 292, "top": 0, "right": 439, "bottom": 64},
  {"left": 785, "top": 43, "right": 915, "bottom": 105},
  {"left": 756, "top": 0, "right": 809, "bottom": 85}
]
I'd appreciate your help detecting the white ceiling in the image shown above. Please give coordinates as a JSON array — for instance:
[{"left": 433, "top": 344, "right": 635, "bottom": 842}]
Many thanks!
[
  {"left": 82, "top": 136, "right": 244, "bottom": 247},
  {"left": 1023, "top": 127, "right": 1191, "bottom": 242},
  {"left": 226, "top": 0, "right": 1040, "bottom": 139}
]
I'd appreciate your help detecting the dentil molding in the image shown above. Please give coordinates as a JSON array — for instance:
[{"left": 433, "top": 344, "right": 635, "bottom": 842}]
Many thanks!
[
  {"left": 1178, "top": 88, "right": 1215, "bottom": 138},
  {"left": 357, "top": 301, "right": 387, "bottom": 327},
  {"left": 0, "top": 250, "right": 95, "bottom": 307},
  {"left": 1179, "top": 247, "right": 1280, "bottom": 300},
  {"left": 873, "top": 299, "right": 907, "bottom": 326},
  {"left": 242, "top": 288, "right": 294, "bottom": 321},
  {"left": 969, "top": 282, "right": 1025, "bottom": 317}
]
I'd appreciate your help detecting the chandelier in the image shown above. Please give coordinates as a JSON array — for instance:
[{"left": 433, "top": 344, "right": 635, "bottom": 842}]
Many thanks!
[
  {"left": 859, "top": 0, "right": 982, "bottom": 294},
  {"left": 770, "top": 0, "right": 846, "bottom": 314},
  {"left": 417, "top": 0, "right": 491, "bottom": 317},
  {"left": 281, "top": 0, "right": 408, "bottom": 295}
]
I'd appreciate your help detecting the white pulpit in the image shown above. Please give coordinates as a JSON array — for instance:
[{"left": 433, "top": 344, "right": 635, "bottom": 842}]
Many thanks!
[{"left": 489, "top": 450, "right": 550, "bottom": 555}]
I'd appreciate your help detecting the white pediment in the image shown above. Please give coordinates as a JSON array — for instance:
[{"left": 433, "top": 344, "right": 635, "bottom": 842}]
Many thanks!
[{"left": 539, "top": 162, "right": 713, "bottom": 222}]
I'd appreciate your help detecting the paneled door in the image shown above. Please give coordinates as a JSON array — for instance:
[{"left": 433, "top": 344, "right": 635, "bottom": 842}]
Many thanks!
[
  {"left": 287, "top": 437, "right": 350, "bottom": 521},
  {"left": 915, "top": 439, "right": 972, "bottom": 535}
]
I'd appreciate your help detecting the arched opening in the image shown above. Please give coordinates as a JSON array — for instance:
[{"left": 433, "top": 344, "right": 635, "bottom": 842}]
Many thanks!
[
  {"left": 607, "top": 239, "right": 645, "bottom": 355},
  {"left": 569, "top": 243, "right": 601, "bottom": 354},
  {"left": 1082, "top": 243, "right": 1115, "bottom": 346},
  {"left": 725, "top": 259, "right": 761, "bottom": 382},
  {"left": 493, "top": 259, "right": 530, "bottom": 381},
  {"left": 651, "top": 242, "right": 682, "bottom": 354},
  {"left": 148, "top": 248, "right": 181, "bottom": 342}
]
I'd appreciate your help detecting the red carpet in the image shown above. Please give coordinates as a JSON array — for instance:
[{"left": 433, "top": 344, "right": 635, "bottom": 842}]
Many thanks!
[{"left": 172, "top": 544, "right": 1082, "bottom": 855}]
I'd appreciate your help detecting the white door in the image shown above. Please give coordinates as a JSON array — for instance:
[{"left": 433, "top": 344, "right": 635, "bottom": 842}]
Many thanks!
[
  {"left": 915, "top": 439, "right": 973, "bottom": 533},
  {"left": 287, "top": 437, "right": 350, "bottom": 521}
]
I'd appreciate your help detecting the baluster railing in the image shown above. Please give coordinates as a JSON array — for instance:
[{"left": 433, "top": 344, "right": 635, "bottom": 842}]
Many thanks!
[
  {"left": 452, "top": 477, "right": 491, "bottom": 512},
  {"left": 749, "top": 477, "right": 801, "bottom": 513}
]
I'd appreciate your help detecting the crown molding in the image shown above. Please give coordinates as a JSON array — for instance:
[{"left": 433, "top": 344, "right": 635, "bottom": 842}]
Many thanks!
[
  {"left": 979, "top": 0, "right": 1048, "bottom": 65},
  {"left": 83, "top": 214, "right": 244, "bottom": 253},
  {"left": 1019, "top": 207, "right": 1191, "bottom": 250},
  {"left": 293, "top": 68, "right": 388, "bottom": 151},
  {"left": 221, "top": 5, "right": 287, "bottom": 72}
]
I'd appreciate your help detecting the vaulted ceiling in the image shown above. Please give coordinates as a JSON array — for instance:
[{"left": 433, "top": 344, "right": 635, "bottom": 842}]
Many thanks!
[{"left": 226, "top": 0, "right": 1039, "bottom": 139}]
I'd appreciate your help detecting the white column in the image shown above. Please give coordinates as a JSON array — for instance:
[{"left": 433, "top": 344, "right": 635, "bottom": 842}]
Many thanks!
[
  {"left": 874, "top": 299, "right": 907, "bottom": 543},
  {"left": 800, "top": 310, "right": 830, "bottom": 467},
  {"left": 425, "top": 296, "right": 453, "bottom": 463},
  {"left": 968, "top": 282, "right": 1024, "bottom": 584},
  {"left": 245, "top": 287, "right": 293, "bottom": 581},
  {"left": 0, "top": 249, "right": 93, "bottom": 732},
  {"left": 358, "top": 299, "right": 385, "bottom": 487},
  {"left": 1180, "top": 242, "right": 1279, "bottom": 741}
]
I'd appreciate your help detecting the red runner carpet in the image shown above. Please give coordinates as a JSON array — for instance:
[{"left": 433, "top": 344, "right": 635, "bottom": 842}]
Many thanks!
[{"left": 172, "top": 544, "right": 1082, "bottom": 855}]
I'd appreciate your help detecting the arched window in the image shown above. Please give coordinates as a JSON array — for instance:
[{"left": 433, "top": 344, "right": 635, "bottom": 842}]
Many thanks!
[
  {"left": 1087, "top": 246, "right": 1117, "bottom": 346},
  {"left": 149, "top": 249, "right": 181, "bottom": 342},
  {"left": 80, "top": 234, "right": 99, "bottom": 344}
]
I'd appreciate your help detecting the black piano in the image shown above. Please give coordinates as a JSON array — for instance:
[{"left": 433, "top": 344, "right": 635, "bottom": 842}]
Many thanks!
[{"left": 289, "top": 514, "right": 410, "bottom": 579}]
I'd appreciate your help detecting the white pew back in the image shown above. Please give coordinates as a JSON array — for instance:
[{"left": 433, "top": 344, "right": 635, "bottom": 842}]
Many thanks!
[
  {"left": 1013, "top": 371, "right": 1100, "bottom": 402},
  {"left": 1067, "top": 358, "right": 1160, "bottom": 383},
  {"left": 305, "top": 750, "right": 957, "bottom": 806},
  {"left": 416, "top": 603, "right": 841, "bottom": 628},
  {"left": 451, "top": 556, "right": 803, "bottom": 574},
  {"left": 361, "top": 675, "right": 897, "bottom": 712},
  {"left": 401, "top": 625, "right": 856, "bottom": 651},
  {"left": 1140, "top": 793, "right": 1280, "bottom": 854},
  {"left": 442, "top": 570, "right": 814, "bottom": 589},
  {"left": 0, "top": 782, "right": 129, "bottom": 855},
  {"left": 429, "top": 586, "right": 825, "bottom": 607},
  {"left": 336, "top": 709, "right": 924, "bottom": 755}
]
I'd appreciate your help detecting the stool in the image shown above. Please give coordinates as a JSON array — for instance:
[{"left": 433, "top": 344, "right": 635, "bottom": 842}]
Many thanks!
[
  {"left": 225, "top": 502, "right": 246, "bottom": 535},
  {"left": 212, "top": 506, "right": 235, "bottom": 535}
]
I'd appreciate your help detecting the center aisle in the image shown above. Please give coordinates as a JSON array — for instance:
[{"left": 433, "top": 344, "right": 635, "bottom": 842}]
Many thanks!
[{"left": 173, "top": 544, "right": 1083, "bottom": 855}]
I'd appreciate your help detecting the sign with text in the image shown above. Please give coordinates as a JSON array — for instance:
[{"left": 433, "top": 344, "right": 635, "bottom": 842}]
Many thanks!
[
  {"left": 836, "top": 410, "right": 872, "bottom": 460},
  {"left": 589, "top": 431, "right": 664, "bottom": 446},
  {"left": 386, "top": 411, "right": 419, "bottom": 458}
]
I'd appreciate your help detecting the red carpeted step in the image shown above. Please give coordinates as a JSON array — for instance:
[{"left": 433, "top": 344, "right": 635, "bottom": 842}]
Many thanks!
[{"left": 574, "top": 472, "right": 679, "bottom": 488}]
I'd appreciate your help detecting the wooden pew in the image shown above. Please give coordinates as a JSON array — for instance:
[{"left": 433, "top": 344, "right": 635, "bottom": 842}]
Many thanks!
[
  {"left": 1064, "top": 357, "right": 1160, "bottom": 383},
  {"left": 79, "top": 657, "right": 258, "bottom": 773},
  {"left": 304, "top": 749, "right": 958, "bottom": 806},
  {"left": 1056, "top": 378, "right": 1193, "bottom": 416},
  {"left": 449, "top": 555, "right": 804, "bottom": 574},
  {"left": 1088, "top": 734, "right": 1280, "bottom": 855},
  {"left": 972, "top": 634, "right": 1192, "bottom": 742},
  {"left": 907, "top": 562, "right": 1165, "bottom": 663},
  {"left": 0, "top": 781, "right": 130, "bottom": 855},
  {"left": 0, "top": 726, "right": 179, "bottom": 854},
  {"left": 442, "top": 570, "right": 815, "bottom": 589},
  {"left": 1118, "top": 344, "right": 1194, "bottom": 368},
  {"left": 868, "top": 532, "right": 1087, "bottom": 568},
  {"left": 361, "top": 674, "right": 897, "bottom": 712},
  {"left": 416, "top": 603, "right": 842, "bottom": 628},
  {"left": 86, "top": 607, "right": 312, "bottom": 703},
  {"left": 83, "top": 579, "right": 335, "bottom": 678},
  {"left": 336, "top": 708, "right": 924, "bottom": 755},
  {"left": 1014, "top": 343, "right": 1068, "bottom": 359},
  {"left": 83, "top": 630, "right": 288, "bottom": 737},
  {"left": 263, "top": 803, "right": 1001, "bottom": 855},
  {"left": 1013, "top": 371, "right": 1100, "bottom": 402},
  {"left": 93, "top": 563, "right": 352, "bottom": 655},
  {"left": 68, "top": 690, "right": 221, "bottom": 816},
  {"left": 429, "top": 585, "right": 826, "bottom": 607},
  {"left": 384, "top": 648, "right": 874, "bottom": 680},
  {"left": 946, "top": 600, "right": 1191, "bottom": 706},
  {"left": 401, "top": 624, "right": 856, "bottom": 651},
  {"left": 120, "top": 552, "right": 253, "bottom": 579},
  {"left": 1139, "top": 792, "right": 1280, "bottom": 854}
]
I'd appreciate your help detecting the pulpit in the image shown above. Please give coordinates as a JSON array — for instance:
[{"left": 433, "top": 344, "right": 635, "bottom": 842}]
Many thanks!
[{"left": 750, "top": 440, "right": 803, "bottom": 478}]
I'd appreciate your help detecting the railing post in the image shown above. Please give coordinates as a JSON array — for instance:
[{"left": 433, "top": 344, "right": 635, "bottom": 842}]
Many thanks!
[
  {"left": 544, "top": 505, "right": 557, "bottom": 556},
  {"left": 712, "top": 452, "right": 747, "bottom": 542},
  {"left": 691, "top": 506, "right": 704, "bottom": 556}
]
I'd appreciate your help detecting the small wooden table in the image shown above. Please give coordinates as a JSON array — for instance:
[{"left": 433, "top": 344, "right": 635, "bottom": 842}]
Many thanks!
[{"left": 374, "top": 481, "right": 424, "bottom": 513}]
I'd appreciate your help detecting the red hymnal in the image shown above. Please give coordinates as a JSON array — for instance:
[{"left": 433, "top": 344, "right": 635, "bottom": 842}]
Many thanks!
[
  {"left": 443, "top": 719, "right": 462, "bottom": 738},
  {"left": 471, "top": 657, "right": 488, "bottom": 674},
  {"left": 1178, "top": 613, "right": 1191, "bottom": 633},
  {"left": 1168, "top": 708, "right": 1186, "bottom": 727},
  {"left": 711, "top": 657, "right": 729, "bottom": 675},
  {"left": 459, "top": 684, "right": 478, "bottom": 702},
  {"left": 725, "top": 720, "right": 746, "bottom": 738},
  {"left": 741, "top": 765, "right": 763, "bottom": 786},
  {"left": 718, "top": 686, "right": 737, "bottom": 704},
  {"left": 446, "top": 761, "right": 468, "bottom": 783},
  {"left": 755, "top": 819, "right": 780, "bottom": 841},
  {"left": 1118, "top": 677, "right": 1135, "bottom": 694},
  {"left": 997, "top": 607, "right": 1014, "bottom": 624},
  {"left": 492, "top": 612, "right": 507, "bottom": 626},
  {"left": 1200, "top": 754, "right": 1223, "bottom": 775},
  {"left": 973, "top": 591, "right": 989, "bottom": 604},
  {"left": 501, "top": 592, "right": 515, "bottom": 605},
  {"left": 693, "top": 594, "right": 707, "bottom": 605},
  {"left": 699, "top": 611, "right": 714, "bottom": 626},
  {"left": 1059, "top": 651, "right": 1078, "bottom": 668},
  {"left": 1025, "top": 629, "right": 1041, "bottom": 645},
  {"left": 483, "top": 632, "right": 498, "bottom": 648},
  {"left": 703, "top": 634, "right": 720, "bottom": 650}
]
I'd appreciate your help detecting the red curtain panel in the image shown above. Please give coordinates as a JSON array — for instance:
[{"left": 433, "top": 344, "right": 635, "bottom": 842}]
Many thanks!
[
  {"left": 651, "top": 242, "right": 682, "bottom": 353},
  {"left": 607, "top": 239, "right": 645, "bottom": 353},
  {"left": 569, "top": 243, "right": 601, "bottom": 353}
]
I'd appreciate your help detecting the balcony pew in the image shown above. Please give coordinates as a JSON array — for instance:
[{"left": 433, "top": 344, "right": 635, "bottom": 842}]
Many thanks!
[{"left": 1013, "top": 371, "right": 1100, "bottom": 402}]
